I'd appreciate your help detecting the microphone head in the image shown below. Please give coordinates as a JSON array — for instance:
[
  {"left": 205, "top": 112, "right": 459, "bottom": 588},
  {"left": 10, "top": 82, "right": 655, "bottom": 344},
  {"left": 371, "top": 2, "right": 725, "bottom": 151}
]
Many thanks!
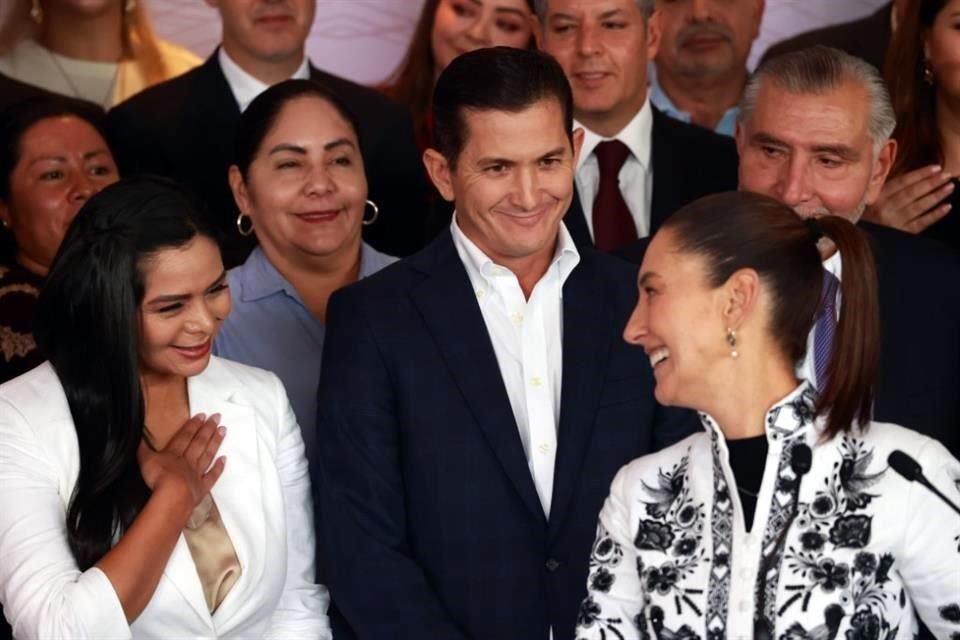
[
  {"left": 888, "top": 450, "right": 922, "bottom": 482},
  {"left": 790, "top": 443, "right": 813, "bottom": 476}
]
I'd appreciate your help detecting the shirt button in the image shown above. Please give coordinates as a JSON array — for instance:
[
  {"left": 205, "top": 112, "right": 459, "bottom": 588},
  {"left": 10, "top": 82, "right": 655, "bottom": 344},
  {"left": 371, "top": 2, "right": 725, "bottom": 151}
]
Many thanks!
[
  {"left": 512, "top": 312, "right": 524, "bottom": 325},
  {"left": 538, "top": 442, "right": 553, "bottom": 455},
  {"left": 545, "top": 558, "right": 560, "bottom": 571},
  {"left": 530, "top": 376, "right": 542, "bottom": 388}
]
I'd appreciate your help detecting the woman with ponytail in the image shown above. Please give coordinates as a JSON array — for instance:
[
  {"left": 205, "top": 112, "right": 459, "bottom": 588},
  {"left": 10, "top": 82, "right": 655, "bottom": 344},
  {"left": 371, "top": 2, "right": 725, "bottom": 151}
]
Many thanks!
[
  {"left": 0, "top": 177, "right": 330, "bottom": 639},
  {"left": 576, "top": 191, "right": 960, "bottom": 640}
]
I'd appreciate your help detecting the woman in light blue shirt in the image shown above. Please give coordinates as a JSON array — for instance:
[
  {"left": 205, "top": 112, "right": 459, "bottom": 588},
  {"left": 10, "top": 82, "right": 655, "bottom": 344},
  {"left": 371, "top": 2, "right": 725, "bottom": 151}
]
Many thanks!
[{"left": 214, "top": 80, "right": 396, "bottom": 465}]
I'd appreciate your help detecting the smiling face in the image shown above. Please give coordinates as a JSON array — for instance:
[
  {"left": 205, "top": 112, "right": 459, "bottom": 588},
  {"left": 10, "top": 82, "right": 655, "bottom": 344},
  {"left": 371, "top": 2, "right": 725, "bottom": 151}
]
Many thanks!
[
  {"left": 622, "top": 228, "right": 731, "bottom": 407},
  {"left": 138, "top": 235, "right": 231, "bottom": 384},
  {"left": 425, "top": 97, "right": 582, "bottom": 275},
  {"left": 654, "top": 0, "right": 763, "bottom": 81},
  {"left": 207, "top": 0, "right": 313, "bottom": 69},
  {"left": 538, "top": 0, "right": 658, "bottom": 136},
  {"left": 0, "top": 116, "right": 119, "bottom": 275},
  {"left": 736, "top": 79, "right": 895, "bottom": 221},
  {"left": 230, "top": 95, "right": 367, "bottom": 266},
  {"left": 431, "top": 0, "right": 535, "bottom": 76}
]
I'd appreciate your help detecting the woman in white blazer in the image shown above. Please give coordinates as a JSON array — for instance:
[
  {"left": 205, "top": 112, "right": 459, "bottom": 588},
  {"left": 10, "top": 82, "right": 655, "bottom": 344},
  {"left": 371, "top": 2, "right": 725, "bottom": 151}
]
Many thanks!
[
  {"left": 0, "top": 177, "right": 331, "bottom": 639},
  {"left": 576, "top": 192, "right": 960, "bottom": 640}
]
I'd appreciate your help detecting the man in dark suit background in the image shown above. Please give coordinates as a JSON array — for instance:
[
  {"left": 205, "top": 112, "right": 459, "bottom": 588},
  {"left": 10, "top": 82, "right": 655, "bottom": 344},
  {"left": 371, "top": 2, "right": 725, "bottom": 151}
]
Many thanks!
[
  {"left": 534, "top": 0, "right": 738, "bottom": 253},
  {"left": 761, "top": 2, "right": 900, "bottom": 70},
  {"left": 106, "top": 0, "right": 427, "bottom": 267},
  {"left": 315, "top": 47, "right": 696, "bottom": 640}
]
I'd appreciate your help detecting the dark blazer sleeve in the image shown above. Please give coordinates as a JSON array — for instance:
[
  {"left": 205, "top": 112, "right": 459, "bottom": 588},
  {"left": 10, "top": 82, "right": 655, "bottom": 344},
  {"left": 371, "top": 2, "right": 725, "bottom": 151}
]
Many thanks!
[{"left": 315, "top": 287, "right": 468, "bottom": 640}]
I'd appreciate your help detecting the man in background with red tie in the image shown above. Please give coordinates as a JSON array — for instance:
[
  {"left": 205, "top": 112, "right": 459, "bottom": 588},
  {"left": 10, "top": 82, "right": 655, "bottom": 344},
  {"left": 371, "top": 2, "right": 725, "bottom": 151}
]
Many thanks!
[{"left": 535, "top": 0, "right": 738, "bottom": 253}]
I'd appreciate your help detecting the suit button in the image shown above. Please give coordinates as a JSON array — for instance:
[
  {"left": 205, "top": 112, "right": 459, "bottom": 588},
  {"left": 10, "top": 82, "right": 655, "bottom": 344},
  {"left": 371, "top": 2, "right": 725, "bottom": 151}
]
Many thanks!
[{"left": 545, "top": 558, "right": 560, "bottom": 571}]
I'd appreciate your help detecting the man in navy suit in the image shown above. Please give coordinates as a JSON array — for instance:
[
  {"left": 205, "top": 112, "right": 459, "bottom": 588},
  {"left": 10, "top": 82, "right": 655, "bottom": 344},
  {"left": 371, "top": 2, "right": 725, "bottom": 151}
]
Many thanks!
[{"left": 315, "top": 47, "right": 697, "bottom": 640}]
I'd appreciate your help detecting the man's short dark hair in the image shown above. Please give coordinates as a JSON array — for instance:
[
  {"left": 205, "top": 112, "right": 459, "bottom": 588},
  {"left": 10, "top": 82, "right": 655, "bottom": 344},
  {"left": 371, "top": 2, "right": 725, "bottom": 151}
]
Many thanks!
[{"left": 432, "top": 46, "right": 574, "bottom": 168}]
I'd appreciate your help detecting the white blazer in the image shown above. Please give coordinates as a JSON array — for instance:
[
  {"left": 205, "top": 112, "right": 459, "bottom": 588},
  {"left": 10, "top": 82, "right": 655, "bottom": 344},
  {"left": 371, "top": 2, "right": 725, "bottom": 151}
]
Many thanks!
[{"left": 0, "top": 357, "right": 332, "bottom": 640}]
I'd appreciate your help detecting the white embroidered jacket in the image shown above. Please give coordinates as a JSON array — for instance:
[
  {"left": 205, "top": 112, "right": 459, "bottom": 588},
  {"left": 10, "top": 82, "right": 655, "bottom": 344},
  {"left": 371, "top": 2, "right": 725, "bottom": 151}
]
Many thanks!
[{"left": 576, "top": 383, "right": 960, "bottom": 640}]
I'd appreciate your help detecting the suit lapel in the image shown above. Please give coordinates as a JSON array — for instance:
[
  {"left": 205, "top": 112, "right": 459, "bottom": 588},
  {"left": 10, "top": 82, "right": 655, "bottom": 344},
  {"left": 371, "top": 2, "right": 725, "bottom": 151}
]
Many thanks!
[
  {"left": 649, "top": 108, "right": 686, "bottom": 235},
  {"left": 158, "top": 357, "right": 264, "bottom": 628},
  {"left": 564, "top": 186, "right": 594, "bottom": 250},
  {"left": 548, "top": 254, "right": 610, "bottom": 540},
  {"left": 409, "top": 233, "right": 547, "bottom": 523}
]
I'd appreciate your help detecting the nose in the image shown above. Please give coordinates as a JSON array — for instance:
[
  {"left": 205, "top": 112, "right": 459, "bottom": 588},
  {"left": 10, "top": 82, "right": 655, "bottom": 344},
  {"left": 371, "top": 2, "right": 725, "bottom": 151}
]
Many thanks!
[
  {"left": 689, "top": 0, "right": 713, "bottom": 21},
  {"left": 70, "top": 172, "right": 96, "bottom": 204},
  {"left": 185, "top": 302, "right": 218, "bottom": 335},
  {"left": 576, "top": 23, "right": 600, "bottom": 58},
  {"left": 304, "top": 163, "right": 336, "bottom": 196},
  {"left": 622, "top": 291, "right": 649, "bottom": 346},
  {"left": 464, "top": 14, "right": 491, "bottom": 47},
  {"left": 513, "top": 166, "right": 539, "bottom": 211},
  {"left": 776, "top": 156, "right": 814, "bottom": 209}
]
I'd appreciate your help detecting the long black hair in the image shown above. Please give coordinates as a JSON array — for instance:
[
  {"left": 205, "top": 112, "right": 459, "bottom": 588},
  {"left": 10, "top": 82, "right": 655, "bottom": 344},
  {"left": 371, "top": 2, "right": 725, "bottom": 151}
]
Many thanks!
[{"left": 33, "top": 176, "right": 219, "bottom": 570}]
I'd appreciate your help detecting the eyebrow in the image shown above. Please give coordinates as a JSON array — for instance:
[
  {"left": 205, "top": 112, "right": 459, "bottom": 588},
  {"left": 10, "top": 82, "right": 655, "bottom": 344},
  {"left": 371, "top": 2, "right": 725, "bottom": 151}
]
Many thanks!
[
  {"left": 639, "top": 272, "right": 659, "bottom": 287},
  {"left": 750, "top": 132, "right": 859, "bottom": 161},
  {"left": 146, "top": 270, "right": 227, "bottom": 305},
  {"left": 495, "top": 6, "right": 528, "bottom": 17},
  {"left": 28, "top": 149, "right": 110, "bottom": 166},
  {"left": 267, "top": 139, "right": 356, "bottom": 155}
]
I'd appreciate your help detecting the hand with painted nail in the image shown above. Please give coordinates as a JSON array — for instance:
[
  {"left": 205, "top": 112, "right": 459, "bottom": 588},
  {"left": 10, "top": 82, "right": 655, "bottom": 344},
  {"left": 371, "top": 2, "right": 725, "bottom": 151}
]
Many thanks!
[
  {"left": 138, "top": 412, "right": 227, "bottom": 513},
  {"left": 865, "top": 164, "right": 955, "bottom": 233}
]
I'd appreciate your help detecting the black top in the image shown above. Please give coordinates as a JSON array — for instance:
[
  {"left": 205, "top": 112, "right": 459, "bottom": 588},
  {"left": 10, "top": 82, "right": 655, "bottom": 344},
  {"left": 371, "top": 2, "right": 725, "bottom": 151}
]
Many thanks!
[
  {"left": 0, "top": 260, "right": 44, "bottom": 384},
  {"left": 727, "top": 434, "right": 768, "bottom": 532}
]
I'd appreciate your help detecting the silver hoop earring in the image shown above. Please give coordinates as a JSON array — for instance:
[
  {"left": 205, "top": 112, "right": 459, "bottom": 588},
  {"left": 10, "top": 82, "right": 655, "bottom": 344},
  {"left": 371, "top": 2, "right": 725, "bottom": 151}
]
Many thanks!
[
  {"left": 726, "top": 328, "right": 738, "bottom": 359},
  {"left": 30, "top": 0, "right": 42, "bottom": 23},
  {"left": 362, "top": 199, "right": 379, "bottom": 226},
  {"left": 923, "top": 59, "right": 935, "bottom": 86},
  {"left": 236, "top": 212, "right": 254, "bottom": 237}
]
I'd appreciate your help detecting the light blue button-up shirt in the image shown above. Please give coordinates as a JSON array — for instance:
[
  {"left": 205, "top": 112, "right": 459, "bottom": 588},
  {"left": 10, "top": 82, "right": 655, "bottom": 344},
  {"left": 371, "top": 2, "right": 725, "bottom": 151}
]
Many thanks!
[
  {"left": 213, "top": 243, "right": 397, "bottom": 458},
  {"left": 648, "top": 68, "right": 740, "bottom": 137}
]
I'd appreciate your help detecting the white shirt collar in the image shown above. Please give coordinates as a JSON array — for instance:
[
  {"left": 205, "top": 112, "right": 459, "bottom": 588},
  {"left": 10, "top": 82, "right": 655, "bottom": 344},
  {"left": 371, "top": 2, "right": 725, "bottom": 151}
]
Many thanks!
[
  {"left": 450, "top": 214, "right": 581, "bottom": 292},
  {"left": 575, "top": 98, "right": 653, "bottom": 173},
  {"left": 218, "top": 47, "right": 311, "bottom": 112}
]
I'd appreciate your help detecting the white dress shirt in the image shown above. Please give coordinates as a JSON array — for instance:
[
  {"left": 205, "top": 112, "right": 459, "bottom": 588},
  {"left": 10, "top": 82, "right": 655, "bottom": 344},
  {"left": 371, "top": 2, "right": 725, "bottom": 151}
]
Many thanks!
[
  {"left": 798, "top": 251, "right": 843, "bottom": 388},
  {"left": 218, "top": 47, "right": 310, "bottom": 112},
  {"left": 451, "top": 216, "right": 580, "bottom": 517},
  {"left": 575, "top": 99, "right": 654, "bottom": 239}
]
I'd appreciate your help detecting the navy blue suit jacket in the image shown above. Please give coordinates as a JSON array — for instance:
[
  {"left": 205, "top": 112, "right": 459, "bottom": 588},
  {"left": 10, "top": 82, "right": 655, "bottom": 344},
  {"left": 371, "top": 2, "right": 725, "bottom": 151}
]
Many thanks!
[{"left": 315, "top": 229, "right": 697, "bottom": 640}]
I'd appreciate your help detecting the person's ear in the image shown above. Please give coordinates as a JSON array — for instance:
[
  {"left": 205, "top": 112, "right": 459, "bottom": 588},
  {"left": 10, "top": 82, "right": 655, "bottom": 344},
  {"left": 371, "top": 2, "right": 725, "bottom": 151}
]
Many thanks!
[
  {"left": 228, "top": 165, "right": 253, "bottom": 215},
  {"left": 571, "top": 126, "right": 585, "bottom": 169},
  {"left": 720, "top": 268, "right": 760, "bottom": 330},
  {"left": 865, "top": 139, "right": 897, "bottom": 206},
  {"left": 423, "top": 148, "right": 456, "bottom": 202}
]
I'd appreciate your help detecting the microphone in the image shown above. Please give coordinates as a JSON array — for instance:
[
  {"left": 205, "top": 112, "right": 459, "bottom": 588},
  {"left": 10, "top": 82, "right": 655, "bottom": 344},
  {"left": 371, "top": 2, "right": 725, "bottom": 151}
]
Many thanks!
[
  {"left": 754, "top": 443, "right": 813, "bottom": 640},
  {"left": 888, "top": 450, "right": 960, "bottom": 517}
]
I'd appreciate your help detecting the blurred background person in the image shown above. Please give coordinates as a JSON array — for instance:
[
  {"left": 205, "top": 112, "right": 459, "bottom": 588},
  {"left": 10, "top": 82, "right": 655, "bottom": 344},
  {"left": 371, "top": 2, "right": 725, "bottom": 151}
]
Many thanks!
[
  {"left": 864, "top": 0, "right": 960, "bottom": 251},
  {"left": 214, "top": 79, "right": 396, "bottom": 474},
  {"left": 381, "top": 0, "right": 537, "bottom": 151},
  {"left": 0, "top": 0, "right": 199, "bottom": 109},
  {"left": 577, "top": 191, "right": 960, "bottom": 640},
  {"left": 535, "top": 0, "right": 738, "bottom": 255},
  {"left": 761, "top": 1, "right": 905, "bottom": 70},
  {"left": 0, "top": 97, "right": 119, "bottom": 384},
  {"left": 649, "top": 0, "right": 764, "bottom": 136},
  {"left": 107, "top": 0, "right": 426, "bottom": 268},
  {"left": 0, "top": 177, "right": 330, "bottom": 639}
]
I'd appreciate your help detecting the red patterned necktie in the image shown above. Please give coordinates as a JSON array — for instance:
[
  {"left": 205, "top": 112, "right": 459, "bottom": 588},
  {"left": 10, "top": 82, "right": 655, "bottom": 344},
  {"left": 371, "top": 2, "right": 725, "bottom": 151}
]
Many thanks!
[{"left": 592, "top": 139, "right": 638, "bottom": 252}]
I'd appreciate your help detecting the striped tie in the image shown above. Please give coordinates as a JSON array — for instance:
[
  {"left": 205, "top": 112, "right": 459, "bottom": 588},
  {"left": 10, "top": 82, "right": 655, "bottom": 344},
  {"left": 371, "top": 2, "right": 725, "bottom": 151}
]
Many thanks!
[{"left": 813, "top": 270, "right": 840, "bottom": 392}]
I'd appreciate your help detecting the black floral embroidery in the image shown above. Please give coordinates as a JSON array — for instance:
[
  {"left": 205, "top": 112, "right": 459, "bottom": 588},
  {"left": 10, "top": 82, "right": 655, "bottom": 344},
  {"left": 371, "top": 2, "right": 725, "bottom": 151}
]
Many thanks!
[
  {"left": 674, "top": 536, "right": 698, "bottom": 556},
  {"left": 800, "top": 531, "right": 826, "bottom": 551},
  {"left": 649, "top": 606, "right": 702, "bottom": 640},
  {"left": 641, "top": 458, "right": 687, "bottom": 519},
  {"left": 593, "top": 530, "right": 625, "bottom": 568},
  {"left": 852, "top": 551, "right": 877, "bottom": 575},
  {"left": 779, "top": 604, "right": 845, "bottom": 640},
  {"left": 577, "top": 594, "right": 626, "bottom": 640},
  {"left": 590, "top": 567, "right": 615, "bottom": 594},
  {"left": 846, "top": 609, "right": 882, "bottom": 640},
  {"left": 941, "top": 603, "right": 960, "bottom": 623},
  {"left": 810, "top": 558, "right": 850, "bottom": 592},
  {"left": 643, "top": 562, "right": 680, "bottom": 595},
  {"left": 829, "top": 514, "right": 872, "bottom": 549},
  {"left": 634, "top": 519, "right": 675, "bottom": 552}
]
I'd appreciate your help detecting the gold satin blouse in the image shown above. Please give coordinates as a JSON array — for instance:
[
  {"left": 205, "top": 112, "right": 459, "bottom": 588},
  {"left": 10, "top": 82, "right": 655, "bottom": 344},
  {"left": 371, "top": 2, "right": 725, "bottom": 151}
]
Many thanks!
[{"left": 182, "top": 495, "right": 242, "bottom": 613}]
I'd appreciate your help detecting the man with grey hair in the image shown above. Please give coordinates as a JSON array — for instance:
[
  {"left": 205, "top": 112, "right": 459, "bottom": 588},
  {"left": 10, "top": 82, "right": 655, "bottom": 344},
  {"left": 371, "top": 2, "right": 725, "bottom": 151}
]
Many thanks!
[
  {"left": 737, "top": 45, "right": 960, "bottom": 459},
  {"left": 535, "top": 0, "right": 738, "bottom": 253},
  {"left": 650, "top": 0, "right": 764, "bottom": 136}
]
